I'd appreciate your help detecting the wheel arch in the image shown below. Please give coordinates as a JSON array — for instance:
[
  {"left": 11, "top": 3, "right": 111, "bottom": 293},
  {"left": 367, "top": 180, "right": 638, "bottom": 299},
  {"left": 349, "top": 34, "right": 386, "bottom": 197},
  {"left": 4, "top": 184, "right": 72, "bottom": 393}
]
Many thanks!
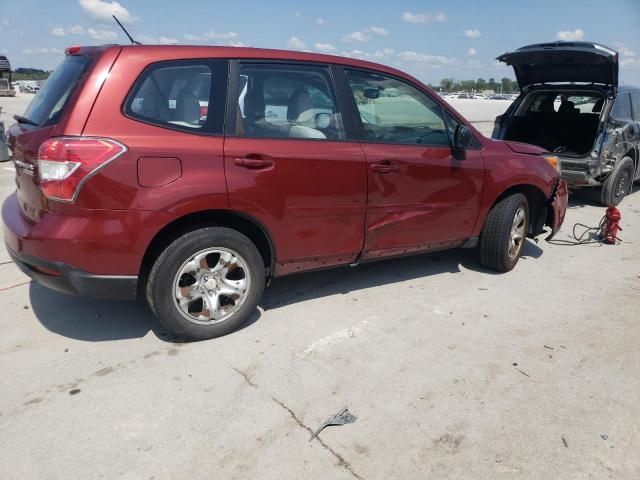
[
  {"left": 488, "top": 184, "right": 549, "bottom": 237},
  {"left": 624, "top": 148, "right": 639, "bottom": 178},
  {"left": 139, "top": 210, "right": 276, "bottom": 291}
]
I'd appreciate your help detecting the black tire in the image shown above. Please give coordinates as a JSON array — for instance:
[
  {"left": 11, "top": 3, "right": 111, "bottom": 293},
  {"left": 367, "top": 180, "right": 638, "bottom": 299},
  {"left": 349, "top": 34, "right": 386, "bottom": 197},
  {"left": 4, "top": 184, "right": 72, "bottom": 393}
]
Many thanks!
[
  {"left": 600, "top": 156, "right": 634, "bottom": 206},
  {"left": 146, "top": 227, "right": 265, "bottom": 341},
  {"left": 479, "top": 193, "right": 529, "bottom": 272}
]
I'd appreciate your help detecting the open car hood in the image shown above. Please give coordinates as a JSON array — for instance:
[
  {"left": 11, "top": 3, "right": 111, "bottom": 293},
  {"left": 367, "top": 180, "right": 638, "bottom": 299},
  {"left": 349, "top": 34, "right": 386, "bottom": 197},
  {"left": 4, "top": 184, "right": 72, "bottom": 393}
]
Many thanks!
[{"left": 497, "top": 42, "right": 618, "bottom": 90}]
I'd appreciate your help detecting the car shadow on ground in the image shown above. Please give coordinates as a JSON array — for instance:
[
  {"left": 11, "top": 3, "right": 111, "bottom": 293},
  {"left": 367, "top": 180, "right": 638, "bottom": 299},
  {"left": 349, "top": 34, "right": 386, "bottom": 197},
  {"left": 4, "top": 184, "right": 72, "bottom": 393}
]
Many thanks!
[
  {"left": 261, "top": 242, "right": 542, "bottom": 311},
  {"left": 568, "top": 184, "right": 639, "bottom": 209},
  {"left": 28, "top": 282, "right": 262, "bottom": 343},
  {"left": 29, "top": 241, "right": 543, "bottom": 342}
]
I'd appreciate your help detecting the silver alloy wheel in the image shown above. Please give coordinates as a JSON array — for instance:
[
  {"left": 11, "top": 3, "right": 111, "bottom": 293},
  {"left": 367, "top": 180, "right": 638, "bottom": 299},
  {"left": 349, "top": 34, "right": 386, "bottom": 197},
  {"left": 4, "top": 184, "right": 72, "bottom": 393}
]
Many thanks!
[
  {"left": 508, "top": 206, "right": 526, "bottom": 259},
  {"left": 172, "top": 247, "right": 251, "bottom": 325}
]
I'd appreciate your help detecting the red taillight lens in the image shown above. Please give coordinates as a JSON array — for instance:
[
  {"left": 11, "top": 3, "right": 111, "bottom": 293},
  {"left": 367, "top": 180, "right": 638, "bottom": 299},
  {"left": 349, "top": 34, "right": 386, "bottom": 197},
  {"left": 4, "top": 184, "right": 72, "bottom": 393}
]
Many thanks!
[
  {"left": 38, "top": 137, "right": 126, "bottom": 202},
  {"left": 199, "top": 106, "right": 208, "bottom": 117}
]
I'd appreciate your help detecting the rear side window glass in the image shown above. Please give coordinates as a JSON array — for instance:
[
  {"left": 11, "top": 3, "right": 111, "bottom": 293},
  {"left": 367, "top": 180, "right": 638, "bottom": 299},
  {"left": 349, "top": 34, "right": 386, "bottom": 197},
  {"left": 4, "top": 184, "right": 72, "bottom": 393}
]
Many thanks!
[
  {"left": 630, "top": 92, "right": 640, "bottom": 121},
  {"left": 611, "top": 93, "right": 632, "bottom": 120},
  {"left": 235, "top": 63, "right": 345, "bottom": 141},
  {"left": 345, "top": 69, "right": 448, "bottom": 146},
  {"left": 125, "top": 59, "right": 227, "bottom": 134},
  {"left": 23, "top": 55, "right": 92, "bottom": 126}
]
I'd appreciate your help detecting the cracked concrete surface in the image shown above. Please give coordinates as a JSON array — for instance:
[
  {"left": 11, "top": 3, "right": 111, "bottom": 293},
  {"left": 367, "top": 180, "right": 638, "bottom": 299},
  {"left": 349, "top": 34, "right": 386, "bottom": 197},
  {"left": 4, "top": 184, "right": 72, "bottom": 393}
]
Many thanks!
[
  {"left": 233, "top": 365, "right": 364, "bottom": 479},
  {"left": 1, "top": 92, "right": 640, "bottom": 479}
]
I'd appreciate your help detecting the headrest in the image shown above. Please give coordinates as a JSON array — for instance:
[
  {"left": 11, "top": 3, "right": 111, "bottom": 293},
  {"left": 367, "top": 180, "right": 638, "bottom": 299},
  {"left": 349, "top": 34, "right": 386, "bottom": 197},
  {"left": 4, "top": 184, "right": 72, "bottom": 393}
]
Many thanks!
[{"left": 287, "top": 89, "right": 314, "bottom": 123}]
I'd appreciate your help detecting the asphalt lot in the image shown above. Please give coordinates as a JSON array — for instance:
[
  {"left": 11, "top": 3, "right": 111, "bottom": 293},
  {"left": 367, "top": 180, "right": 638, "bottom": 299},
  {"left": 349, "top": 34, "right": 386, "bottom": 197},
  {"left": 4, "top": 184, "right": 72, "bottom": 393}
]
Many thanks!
[{"left": 1, "top": 91, "right": 639, "bottom": 479}]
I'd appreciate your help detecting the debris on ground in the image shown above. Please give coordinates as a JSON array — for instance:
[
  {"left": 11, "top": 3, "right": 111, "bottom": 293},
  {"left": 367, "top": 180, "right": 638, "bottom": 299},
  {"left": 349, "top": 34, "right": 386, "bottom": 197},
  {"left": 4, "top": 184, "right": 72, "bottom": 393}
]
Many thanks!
[
  {"left": 309, "top": 407, "right": 357, "bottom": 442},
  {"left": 544, "top": 345, "right": 554, "bottom": 350},
  {"left": 512, "top": 363, "right": 530, "bottom": 377},
  {"left": 562, "top": 436, "right": 568, "bottom": 447},
  {"left": 601, "top": 434, "right": 608, "bottom": 440}
]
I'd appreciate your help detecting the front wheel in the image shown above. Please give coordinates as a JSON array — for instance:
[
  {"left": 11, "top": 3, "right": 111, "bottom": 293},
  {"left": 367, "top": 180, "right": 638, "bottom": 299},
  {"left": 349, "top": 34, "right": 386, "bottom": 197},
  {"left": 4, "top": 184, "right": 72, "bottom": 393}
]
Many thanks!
[
  {"left": 479, "top": 193, "right": 529, "bottom": 272},
  {"left": 146, "top": 227, "right": 265, "bottom": 340}
]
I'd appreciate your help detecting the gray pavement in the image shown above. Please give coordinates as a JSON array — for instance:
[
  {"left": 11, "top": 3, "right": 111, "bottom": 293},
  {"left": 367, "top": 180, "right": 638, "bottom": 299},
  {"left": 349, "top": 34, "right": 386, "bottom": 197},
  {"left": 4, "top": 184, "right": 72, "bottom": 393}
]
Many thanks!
[{"left": 1, "top": 91, "right": 639, "bottom": 479}]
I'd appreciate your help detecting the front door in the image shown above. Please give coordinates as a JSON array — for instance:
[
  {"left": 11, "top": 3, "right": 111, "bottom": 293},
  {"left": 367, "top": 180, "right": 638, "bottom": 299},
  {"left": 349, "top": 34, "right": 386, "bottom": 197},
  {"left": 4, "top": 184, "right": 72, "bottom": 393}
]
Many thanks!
[
  {"left": 342, "top": 68, "right": 484, "bottom": 259},
  {"left": 224, "top": 61, "right": 367, "bottom": 275}
]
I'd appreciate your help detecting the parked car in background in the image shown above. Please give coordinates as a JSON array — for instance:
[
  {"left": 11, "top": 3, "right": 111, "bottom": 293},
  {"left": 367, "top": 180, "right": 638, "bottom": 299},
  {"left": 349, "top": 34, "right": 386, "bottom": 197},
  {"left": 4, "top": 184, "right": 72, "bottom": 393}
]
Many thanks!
[
  {"left": 0, "top": 56, "right": 16, "bottom": 97},
  {"left": 493, "top": 41, "right": 640, "bottom": 206},
  {"left": 3, "top": 45, "right": 567, "bottom": 340}
]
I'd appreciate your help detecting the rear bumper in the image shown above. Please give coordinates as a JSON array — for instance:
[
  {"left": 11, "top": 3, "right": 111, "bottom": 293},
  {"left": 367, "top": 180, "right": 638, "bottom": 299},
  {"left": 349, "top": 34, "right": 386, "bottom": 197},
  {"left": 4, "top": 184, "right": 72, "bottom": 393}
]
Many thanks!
[
  {"left": 7, "top": 245, "right": 138, "bottom": 300},
  {"left": 560, "top": 158, "right": 602, "bottom": 187},
  {"left": 2, "top": 191, "right": 176, "bottom": 300},
  {"left": 561, "top": 169, "right": 601, "bottom": 187},
  {"left": 546, "top": 179, "right": 568, "bottom": 240}
]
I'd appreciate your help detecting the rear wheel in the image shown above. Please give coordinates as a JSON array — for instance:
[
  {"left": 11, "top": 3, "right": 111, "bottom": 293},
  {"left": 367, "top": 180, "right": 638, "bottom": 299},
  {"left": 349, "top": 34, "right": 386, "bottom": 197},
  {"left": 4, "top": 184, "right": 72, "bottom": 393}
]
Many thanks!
[
  {"left": 479, "top": 193, "right": 529, "bottom": 272},
  {"left": 601, "top": 156, "right": 634, "bottom": 206},
  {"left": 146, "top": 227, "right": 265, "bottom": 340}
]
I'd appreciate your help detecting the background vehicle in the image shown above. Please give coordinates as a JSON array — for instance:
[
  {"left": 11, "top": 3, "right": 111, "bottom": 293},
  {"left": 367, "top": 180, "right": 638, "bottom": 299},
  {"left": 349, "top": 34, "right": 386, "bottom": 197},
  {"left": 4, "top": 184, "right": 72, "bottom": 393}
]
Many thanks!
[
  {"left": 3, "top": 45, "right": 567, "bottom": 340},
  {"left": 493, "top": 41, "right": 640, "bottom": 206},
  {"left": 0, "top": 56, "right": 16, "bottom": 97}
]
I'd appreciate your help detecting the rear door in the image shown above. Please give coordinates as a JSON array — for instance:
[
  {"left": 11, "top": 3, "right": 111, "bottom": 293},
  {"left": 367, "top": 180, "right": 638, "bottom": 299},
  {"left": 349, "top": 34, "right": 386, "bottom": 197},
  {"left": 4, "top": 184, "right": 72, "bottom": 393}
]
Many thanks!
[
  {"left": 497, "top": 42, "right": 618, "bottom": 90},
  {"left": 339, "top": 68, "right": 484, "bottom": 259},
  {"left": 223, "top": 61, "right": 367, "bottom": 275},
  {"left": 626, "top": 91, "right": 640, "bottom": 180}
]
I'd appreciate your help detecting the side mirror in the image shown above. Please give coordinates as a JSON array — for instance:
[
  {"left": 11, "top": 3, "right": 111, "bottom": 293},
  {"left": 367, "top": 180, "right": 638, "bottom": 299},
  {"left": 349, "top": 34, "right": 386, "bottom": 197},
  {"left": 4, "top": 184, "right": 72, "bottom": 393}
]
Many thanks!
[
  {"left": 315, "top": 112, "right": 331, "bottom": 129},
  {"left": 454, "top": 125, "right": 473, "bottom": 149},
  {"left": 363, "top": 88, "right": 380, "bottom": 99}
]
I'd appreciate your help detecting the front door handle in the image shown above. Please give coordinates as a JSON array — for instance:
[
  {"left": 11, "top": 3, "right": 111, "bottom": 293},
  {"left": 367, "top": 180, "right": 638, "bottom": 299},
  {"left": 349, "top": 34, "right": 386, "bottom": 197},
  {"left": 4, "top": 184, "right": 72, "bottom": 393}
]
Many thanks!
[
  {"left": 370, "top": 160, "right": 398, "bottom": 174},
  {"left": 234, "top": 156, "right": 274, "bottom": 169}
]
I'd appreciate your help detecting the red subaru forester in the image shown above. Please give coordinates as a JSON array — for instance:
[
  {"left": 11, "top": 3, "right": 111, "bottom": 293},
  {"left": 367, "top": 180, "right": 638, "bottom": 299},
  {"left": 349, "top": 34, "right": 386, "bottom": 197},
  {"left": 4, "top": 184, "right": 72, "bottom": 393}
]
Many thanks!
[{"left": 3, "top": 45, "right": 567, "bottom": 340}]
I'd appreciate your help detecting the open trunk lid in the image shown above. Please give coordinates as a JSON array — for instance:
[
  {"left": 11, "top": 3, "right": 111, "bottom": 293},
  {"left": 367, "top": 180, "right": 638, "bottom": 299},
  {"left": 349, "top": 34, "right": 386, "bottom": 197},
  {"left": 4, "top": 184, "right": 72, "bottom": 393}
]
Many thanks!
[
  {"left": 497, "top": 42, "right": 618, "bottom": 90},
  {"left": 7, "top": 47, "right": 115, "bottom": 222}
]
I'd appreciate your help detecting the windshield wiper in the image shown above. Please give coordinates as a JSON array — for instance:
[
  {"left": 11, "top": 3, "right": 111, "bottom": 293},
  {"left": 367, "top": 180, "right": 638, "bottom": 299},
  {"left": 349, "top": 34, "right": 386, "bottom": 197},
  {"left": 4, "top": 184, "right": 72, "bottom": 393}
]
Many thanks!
[{"left": 13, "top": 115, "right": 38, "bottom": 126}]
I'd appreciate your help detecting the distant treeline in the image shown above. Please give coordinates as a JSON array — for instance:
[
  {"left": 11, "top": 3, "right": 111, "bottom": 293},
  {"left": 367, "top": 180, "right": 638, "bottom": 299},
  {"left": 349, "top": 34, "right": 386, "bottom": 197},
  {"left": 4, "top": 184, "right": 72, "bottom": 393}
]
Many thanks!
[
  {"left": 12, "top": 68, "right": 51, "bottom": 81},
  {"left": 427, "top": 77, "right": 519, "bottom": 93}
]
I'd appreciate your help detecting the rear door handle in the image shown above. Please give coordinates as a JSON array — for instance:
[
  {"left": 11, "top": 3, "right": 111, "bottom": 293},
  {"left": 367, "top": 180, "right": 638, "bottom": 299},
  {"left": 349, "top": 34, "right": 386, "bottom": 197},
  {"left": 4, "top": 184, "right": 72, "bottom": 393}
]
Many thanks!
[
  {"left": 370, "top": 160, "right": 398, "bottom": 174},
  {"left": 233, "top": 156, "right": 274, "bottom": 169}
]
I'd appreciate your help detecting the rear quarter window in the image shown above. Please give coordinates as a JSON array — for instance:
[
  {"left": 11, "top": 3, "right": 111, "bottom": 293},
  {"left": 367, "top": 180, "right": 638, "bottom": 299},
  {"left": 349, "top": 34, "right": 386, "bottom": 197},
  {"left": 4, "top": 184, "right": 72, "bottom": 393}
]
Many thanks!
[
  {"left": 124, "top": 59, "right": 228, "bottom": 135},
  {"left": 630, "top": 92, "right": 640, "bottom": 122},
  {"left": 611, "top": 93, "right": 632, "bottom": 120},
  {"left": 22, "top": 55, "right": 92, "bottom": 126}
]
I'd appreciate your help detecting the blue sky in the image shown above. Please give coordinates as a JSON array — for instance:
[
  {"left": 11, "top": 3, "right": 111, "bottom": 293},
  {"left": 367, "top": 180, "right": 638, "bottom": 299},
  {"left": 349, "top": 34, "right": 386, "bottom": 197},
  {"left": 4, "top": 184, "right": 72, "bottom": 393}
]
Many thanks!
[{"left": 1, "top": 0, "right": 640, "bottom": 85}]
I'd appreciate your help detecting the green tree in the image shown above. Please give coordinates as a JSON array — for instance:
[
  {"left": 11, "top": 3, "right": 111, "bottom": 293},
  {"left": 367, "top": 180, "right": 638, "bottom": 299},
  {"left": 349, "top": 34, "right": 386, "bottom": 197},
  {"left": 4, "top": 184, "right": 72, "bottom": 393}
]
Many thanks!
[
  {"left": 460, "top": 80, "right": 476, "bottom": 92},
  {"left": 476, "top": 78, "right": 487, "bottom": 92},
  {"left": 501, "top": 77, "right": 512, "bottom": 93},
  {"left": 440, "top": 78, "right": 454, "bottom": 92}
]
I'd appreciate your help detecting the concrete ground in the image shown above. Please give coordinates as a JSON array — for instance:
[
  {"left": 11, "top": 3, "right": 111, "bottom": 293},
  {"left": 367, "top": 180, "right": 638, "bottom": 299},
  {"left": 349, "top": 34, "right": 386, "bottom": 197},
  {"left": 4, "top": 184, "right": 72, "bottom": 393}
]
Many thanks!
[{"left": 1, "top": 91, "right": 639, "bottom": 479}]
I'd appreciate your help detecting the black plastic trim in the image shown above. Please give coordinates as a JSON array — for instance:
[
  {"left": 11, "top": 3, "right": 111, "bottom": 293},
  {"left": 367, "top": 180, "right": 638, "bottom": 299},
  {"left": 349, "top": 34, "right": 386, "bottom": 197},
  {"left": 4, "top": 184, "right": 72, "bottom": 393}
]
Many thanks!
[{"left": 7, "top": 246, "right": 138, "bottom": 301}]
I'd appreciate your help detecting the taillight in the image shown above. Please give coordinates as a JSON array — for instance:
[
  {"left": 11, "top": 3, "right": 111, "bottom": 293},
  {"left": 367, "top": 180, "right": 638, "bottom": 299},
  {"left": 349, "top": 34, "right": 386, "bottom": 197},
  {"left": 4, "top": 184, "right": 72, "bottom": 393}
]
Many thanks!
[
  {"left": 199, "top": 106, "right": 208, "bottom": 118},
  {"left": 38, "top": 137, "right": 126, "bottom": 202}
]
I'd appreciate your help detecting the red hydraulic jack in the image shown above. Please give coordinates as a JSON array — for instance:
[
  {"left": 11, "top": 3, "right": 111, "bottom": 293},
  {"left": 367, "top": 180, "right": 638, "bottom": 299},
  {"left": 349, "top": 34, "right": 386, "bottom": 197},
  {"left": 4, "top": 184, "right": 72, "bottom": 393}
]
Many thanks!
[{"left": 599, "top": 207, "right": 622, "bottom": 244}]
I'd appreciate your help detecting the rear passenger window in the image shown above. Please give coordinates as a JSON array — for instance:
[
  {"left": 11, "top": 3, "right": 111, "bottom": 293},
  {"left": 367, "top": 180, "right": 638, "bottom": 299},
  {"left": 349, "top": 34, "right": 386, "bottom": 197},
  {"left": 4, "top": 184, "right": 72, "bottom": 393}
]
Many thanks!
[
  {"left": 630, "top": 92, "right": 640, "bottom": 121},
  {"left": 125, "top": 60, "right": 227, "bottom": 134},
  {"left": 235, "top": 63, "right": 345, "bottom": 141},
  {"left": 611, "top": 93, "right": 632, "bottom": 120},
  {"left": 345, "top": 69, "right": 449, "bottom": 146}
]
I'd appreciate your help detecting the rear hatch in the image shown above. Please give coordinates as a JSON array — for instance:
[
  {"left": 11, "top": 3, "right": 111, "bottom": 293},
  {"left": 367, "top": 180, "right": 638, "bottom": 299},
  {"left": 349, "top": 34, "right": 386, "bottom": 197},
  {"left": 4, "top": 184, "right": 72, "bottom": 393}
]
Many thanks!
[
  {"left": 8, "top": 50, "right": 98, "bottom": 222},
  {"left": 497, "top": 42, "right": 618, "bottom": 90}
]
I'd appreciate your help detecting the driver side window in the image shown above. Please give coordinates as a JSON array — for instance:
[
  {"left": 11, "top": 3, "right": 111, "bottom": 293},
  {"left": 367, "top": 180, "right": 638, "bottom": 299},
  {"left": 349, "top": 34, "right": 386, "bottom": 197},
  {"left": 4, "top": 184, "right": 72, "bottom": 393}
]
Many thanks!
[{"left": 345, "top": 69, "right": 448, "bottom": 146}]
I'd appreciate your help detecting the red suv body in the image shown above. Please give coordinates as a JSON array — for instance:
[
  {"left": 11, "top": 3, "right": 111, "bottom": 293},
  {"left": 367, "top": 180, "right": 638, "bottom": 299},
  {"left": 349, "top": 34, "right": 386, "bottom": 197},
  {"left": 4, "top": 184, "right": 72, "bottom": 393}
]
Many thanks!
[{"left": 3, "top": 45, "right": 567, "bottom": 339}]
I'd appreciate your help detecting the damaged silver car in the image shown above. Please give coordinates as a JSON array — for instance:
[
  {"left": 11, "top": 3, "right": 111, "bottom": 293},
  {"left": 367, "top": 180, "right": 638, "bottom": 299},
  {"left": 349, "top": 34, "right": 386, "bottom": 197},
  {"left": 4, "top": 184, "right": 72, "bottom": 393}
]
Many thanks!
[{"left": 493, "top": 41, "right": 640, "bottom": 206}]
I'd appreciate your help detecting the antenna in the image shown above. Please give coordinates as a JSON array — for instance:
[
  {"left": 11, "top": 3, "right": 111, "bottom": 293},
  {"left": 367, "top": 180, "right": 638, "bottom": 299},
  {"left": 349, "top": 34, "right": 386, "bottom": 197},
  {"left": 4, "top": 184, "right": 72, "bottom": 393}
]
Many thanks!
[{"left": 112, "top": 15, "right": 141, "bottom": 45}]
